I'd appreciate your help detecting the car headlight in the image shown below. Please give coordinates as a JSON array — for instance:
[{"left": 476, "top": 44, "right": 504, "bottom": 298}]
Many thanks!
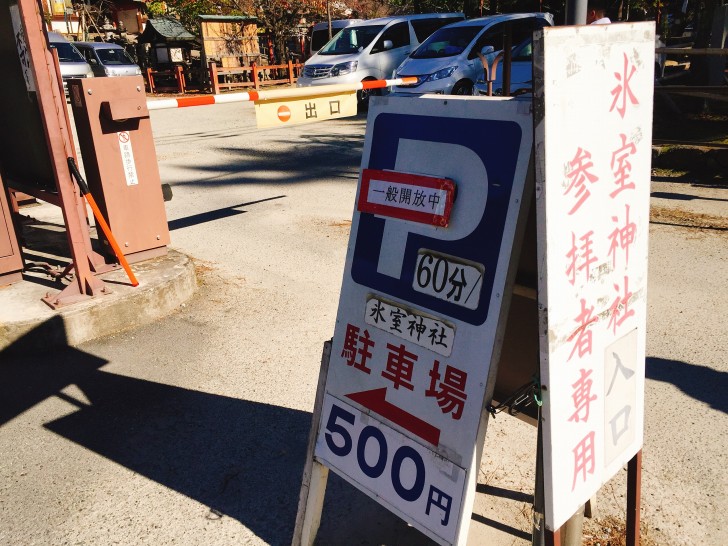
[
  {"left": 331, "top": 61, "right": 357, "bottom": 76},
  {"left": 135, "top": 67, "right": 142, "bottom": 75},
  {"left": 426, "top": 66, "right": 456, "bottom": 82}
]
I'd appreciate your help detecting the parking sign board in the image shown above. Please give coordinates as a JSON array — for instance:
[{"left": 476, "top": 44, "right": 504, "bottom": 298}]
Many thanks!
[
  {"left": 313, "top": 96, "right": 533, "bottom": 545},
  {"left": 533, "top": 23, "right": 654, "bottom": 531}
]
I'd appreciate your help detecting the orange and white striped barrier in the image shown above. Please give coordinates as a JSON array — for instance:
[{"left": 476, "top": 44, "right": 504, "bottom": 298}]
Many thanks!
[
  {"left": 145, "top": 77, "right": 418, "bottom": 111},
  {"left": 146, "top": 77, "right": 418, "bottom": 127}
]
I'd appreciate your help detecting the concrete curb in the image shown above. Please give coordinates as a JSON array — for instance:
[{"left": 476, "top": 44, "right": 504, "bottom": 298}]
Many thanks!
[{"left": 0, "top": 249, "right": 197, "bottom": 353}]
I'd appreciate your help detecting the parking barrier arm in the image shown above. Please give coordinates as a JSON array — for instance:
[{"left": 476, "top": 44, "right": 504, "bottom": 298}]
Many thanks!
[{"left": 145, "top": 77, "right": 419, "bottom": 111}]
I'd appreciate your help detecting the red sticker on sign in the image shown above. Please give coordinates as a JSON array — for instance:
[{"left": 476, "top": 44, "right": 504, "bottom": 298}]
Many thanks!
[
  {"left": 277, "top": 105, "right": 291, "bottom": 122},
  {"left": 357, "top": 169, "right": 455, "bottom": 227}
]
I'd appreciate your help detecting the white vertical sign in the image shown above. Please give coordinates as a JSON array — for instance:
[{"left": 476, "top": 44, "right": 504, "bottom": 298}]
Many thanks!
[
  {"left": 117, "top": 131, "right": 139, "bottom": 186},
  {"left": 534, "top": 23, "right": 655, "bottom": 530}
]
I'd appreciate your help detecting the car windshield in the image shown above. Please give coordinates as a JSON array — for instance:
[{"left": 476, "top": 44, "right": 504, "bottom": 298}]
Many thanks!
[
  {"left": 311, "top": 29, "right": 339, "bottom": 53},
  {"left": 49, "top": 42, "right": 85, "bottom": 63},
  {"left": 318, "top": 25, "right": 385, "bottom": 55},
  {"left": 410, "top": 25, "right": 482, "bottom": 59},
  {"left": 96, "top": 48, "right": 136, "bottom": 65},
  {"left": 511, "top": 37, "right": 533, "bottom": 62}
]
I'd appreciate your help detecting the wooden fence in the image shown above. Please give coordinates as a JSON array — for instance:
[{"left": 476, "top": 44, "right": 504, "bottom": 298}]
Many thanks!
[
  {"left": 208, "top": 61, "right": 303, "bottom": 94},
  {"left": 146, "top": 66, "right": 186, "bottom": 94},
  {"left": 144, "top": 61, "right": 304, "bottom": 95}
]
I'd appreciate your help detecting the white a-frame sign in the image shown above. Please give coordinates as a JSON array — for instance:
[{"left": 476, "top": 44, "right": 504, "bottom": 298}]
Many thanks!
[{"left": 293, "top": 95, "right": 535, "bottom": 546}]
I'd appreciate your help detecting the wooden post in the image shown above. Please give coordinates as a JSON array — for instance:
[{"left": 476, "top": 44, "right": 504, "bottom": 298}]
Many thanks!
[
  {"left": 291, "top": 341, "right": 332, "bottom": 546},
  {"left": 252, "top": 62, "right": 260, "bottom": 90},
  {"left": 146, "top": 67, "right": 155, "bottom": 94},
  {"left": 627, "top": 450, "right": 642, "bottom": 546},
  {"left": 175, "top": 65, "right": 185, "bottom": 94},
  {"left": 209, "top": 62, "right": 220, "bottom": 94},
  {"left": 288, "top": 60, "right": 294, "bottom": 84}
]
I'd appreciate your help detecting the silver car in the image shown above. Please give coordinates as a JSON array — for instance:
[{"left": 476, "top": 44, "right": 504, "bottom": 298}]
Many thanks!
[
  {"left": 393, "top": 13, "right": 552, "bottom": 96},
  {"left": 47, "top": 32, "right": 94, "bottom": 95},
  {"left": 473, "top": 35, "right": 538, "bottom": 97},
  {"left": 75, "top": 42, "right": 142, "bottom": 77}
]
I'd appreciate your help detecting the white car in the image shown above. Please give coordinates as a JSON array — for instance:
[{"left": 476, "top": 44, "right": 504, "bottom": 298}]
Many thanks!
[
  {"left": 393, "top": 13, "right": 552, "bottom": 96},
  {"left": 297, "top": 13, "right": 465, "bottom": 106},
  {"left": 473, "top": 35, "right": 538, "bottom": 96}
]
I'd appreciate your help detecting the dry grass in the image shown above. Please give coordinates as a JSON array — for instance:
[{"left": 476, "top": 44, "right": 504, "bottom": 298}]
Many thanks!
[
  {"left": 191, "top": 258, "right": 216, "bottom": 286},
  {"left": 650, "top": 205, "right": 728, "bottom": 231},
  {"left": 583, "top": 515, "right": 660, "bottom": 546},
  {"left": 328, "top": 220, "right": 352, "bottom": 229}
]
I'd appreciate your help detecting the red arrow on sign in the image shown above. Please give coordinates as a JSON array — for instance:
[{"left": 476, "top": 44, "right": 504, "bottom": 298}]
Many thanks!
[{"left": 345, "top": 388, "right": 440, "bottom": 447}]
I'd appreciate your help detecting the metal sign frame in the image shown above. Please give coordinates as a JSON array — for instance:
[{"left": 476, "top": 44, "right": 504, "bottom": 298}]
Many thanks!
[{"left": 2, "top": 0, "right": 111, "bottom": 307}]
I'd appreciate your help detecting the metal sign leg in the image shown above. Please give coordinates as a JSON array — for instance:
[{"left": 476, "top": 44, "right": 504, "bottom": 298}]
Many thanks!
[
  {"left": 292, "top": 341, "right": 332, "bottom": 546},
  {"left": 627, "top": 450, "right": 642, "bottom": 546},
  {"left": 532, "top": 411, "right": 545, "bottom": 546}
]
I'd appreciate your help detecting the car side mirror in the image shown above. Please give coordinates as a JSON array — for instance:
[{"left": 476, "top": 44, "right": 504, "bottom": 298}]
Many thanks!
[{"left": 382, "top": 40, "right": 393, "bottom": 51}]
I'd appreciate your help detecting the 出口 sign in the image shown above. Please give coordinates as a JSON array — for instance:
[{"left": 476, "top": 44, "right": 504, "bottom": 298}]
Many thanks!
[
  {"left": 312, "top": 96, "right": 534, "bottom": 545},
  {"left": 254, "top": 92, "right": 357, "bottom": 128},
  {"left": 534, "top": 22, "right": 655, "bottom": 531}
]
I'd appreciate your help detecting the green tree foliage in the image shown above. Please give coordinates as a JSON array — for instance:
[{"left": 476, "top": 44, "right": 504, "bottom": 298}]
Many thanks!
[
  {"left": 236, "top": 0, "right": 326, "bottom": 62},
  {"left": 145, "top": 0, "right": 168, "bottom": 18},
  {"left": 386, "top": 0, "right": 464, "bottom": 15},
  {"left": 160, "top": 0, "right": 227, "bottom": 31}
]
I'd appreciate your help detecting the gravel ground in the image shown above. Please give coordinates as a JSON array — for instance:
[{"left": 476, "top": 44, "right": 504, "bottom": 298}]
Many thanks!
[{"left": 0, "top": 100, "right": 726, "bottom": 546}]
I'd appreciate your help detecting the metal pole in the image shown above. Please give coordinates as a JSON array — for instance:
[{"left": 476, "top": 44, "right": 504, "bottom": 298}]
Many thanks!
[
  {"left": 532, "top": 414, "right": 545, "bottom": 546},
  {"left": 626, "top": 450, "right": 642, "bottom": 546},
  {"left": 564, "top": 0, "right": 588, "bottom": 25},
  {"left": 561, "top": 507, "right": 585, "bottom": 546},
  {"left": 503, "top": 22, "right": 512, "bottom": 96}
]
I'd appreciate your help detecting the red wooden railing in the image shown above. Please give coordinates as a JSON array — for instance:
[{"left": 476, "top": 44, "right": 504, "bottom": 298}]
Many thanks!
[{"left": 208, "top": 61, "right": 303, "bottom": 94}]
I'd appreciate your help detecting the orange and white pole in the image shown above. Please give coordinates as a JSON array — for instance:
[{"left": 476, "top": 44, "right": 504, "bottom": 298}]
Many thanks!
[{"left": 145, "top": 77, "right": 418, "bottom": 111}]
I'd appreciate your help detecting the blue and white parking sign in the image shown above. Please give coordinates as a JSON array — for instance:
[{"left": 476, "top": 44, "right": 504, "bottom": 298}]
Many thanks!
[
  {"left": 352, "top": 110, "right": 525, "bottom": 325},
  {"left": 315, "top": 96, "right": 533, "bottom": 546}
]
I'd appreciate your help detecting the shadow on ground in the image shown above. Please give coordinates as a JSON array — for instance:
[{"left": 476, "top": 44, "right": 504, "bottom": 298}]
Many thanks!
[
  {"left": 1, "top": 318, "right": 532, "bottom": 545},
  {"left": 165, "top": 129, "right": 365, "bottom": 190},
  {"left": 168, "top": 195, "right": 286, "bottom": 231},
  {"left": 650, "top": 191, "right": 728, "bottom": 203},
  {"left": 646, "top": 357, "right": 728, "bottom": 414},
  {"left": 0, "top": 318, "right": 311, "bottom": 544}
]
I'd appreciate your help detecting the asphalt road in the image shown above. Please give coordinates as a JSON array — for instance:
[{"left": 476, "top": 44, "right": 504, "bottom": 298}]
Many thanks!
[{"left": 0, "top": 99, "right": 726, "bottom": 546}]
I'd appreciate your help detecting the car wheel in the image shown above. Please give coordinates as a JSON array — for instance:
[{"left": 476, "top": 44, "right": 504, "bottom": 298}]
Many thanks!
[
  {"left": 451, "top": 80, "right": 473, "bottom": 96},
  {"left": 357, "top": 81, "right": 380, "bottom": 112}
]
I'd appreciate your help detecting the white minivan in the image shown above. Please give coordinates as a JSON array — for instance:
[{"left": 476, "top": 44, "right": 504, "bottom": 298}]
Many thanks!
[
  {"left": 75, "top": 42, "right": 142, "bottom": 78},
  {"left": 297, "top": 13, "right": 465, "bottom": 106},
  {"left": 309, "top": 19, "right": 364, "bottom": 58},
  {"left": 393, "top": 13, "right": 553, "bottom": 96}
]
